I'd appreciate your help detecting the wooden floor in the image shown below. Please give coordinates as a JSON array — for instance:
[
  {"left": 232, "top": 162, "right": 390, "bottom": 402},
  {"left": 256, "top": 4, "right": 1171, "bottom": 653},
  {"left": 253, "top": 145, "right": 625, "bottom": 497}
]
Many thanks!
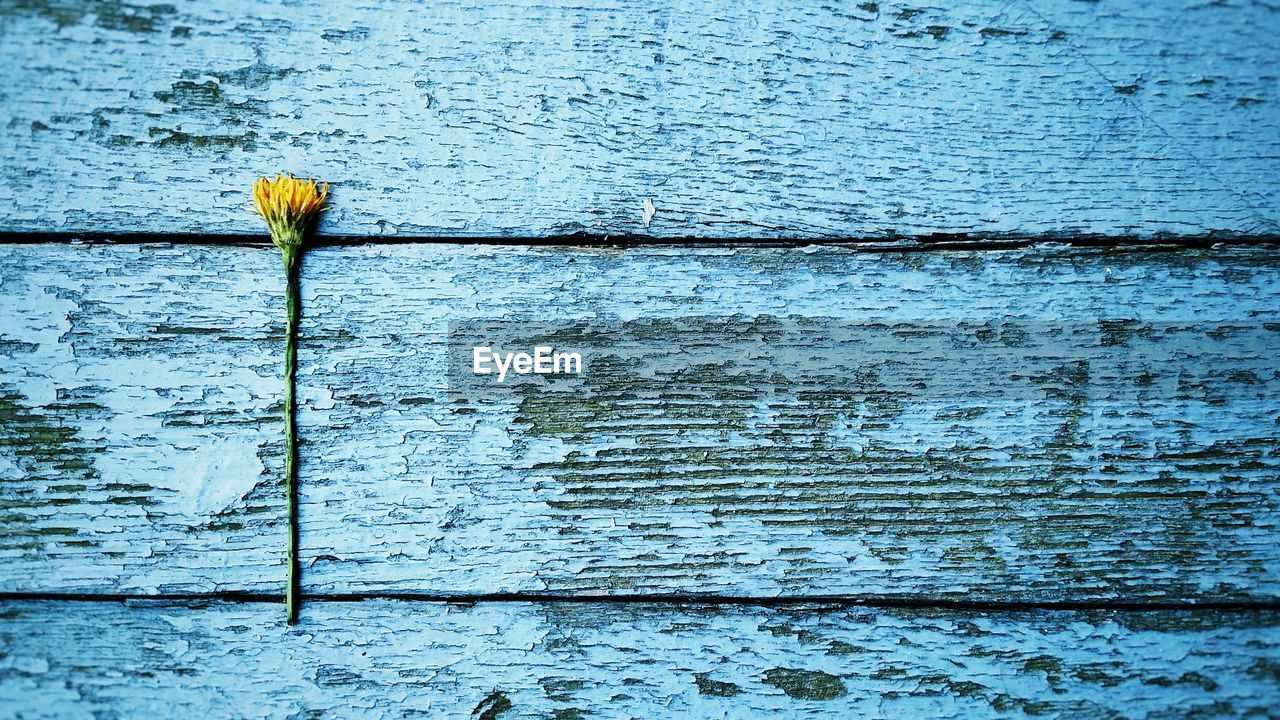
[
  {"left": 2, "top": 1, "right": 1279, "bottom": 718},
  {"left": 4, "top": 601, "right": 1280, "bottom": 718}
]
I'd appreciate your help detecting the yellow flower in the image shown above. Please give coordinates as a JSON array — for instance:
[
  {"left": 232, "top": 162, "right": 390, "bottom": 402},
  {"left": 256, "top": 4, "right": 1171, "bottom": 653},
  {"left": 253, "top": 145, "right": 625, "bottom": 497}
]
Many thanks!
[
  {"left": 252, "top": 173, "right": 329, "bottom": 258},
  {"left": 251, "top": 172, "right": 329, "bottom": 624}
]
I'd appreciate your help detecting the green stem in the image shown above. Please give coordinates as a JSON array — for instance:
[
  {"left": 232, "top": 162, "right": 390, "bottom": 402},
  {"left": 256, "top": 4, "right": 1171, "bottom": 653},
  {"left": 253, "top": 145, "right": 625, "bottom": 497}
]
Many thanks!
[{"left": 283, "top": 248, "right": 302, "bottom": 624}]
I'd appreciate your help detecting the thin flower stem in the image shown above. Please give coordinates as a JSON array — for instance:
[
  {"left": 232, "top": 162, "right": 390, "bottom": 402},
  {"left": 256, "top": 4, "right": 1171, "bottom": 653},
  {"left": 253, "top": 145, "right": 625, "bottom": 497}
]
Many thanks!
[
  {"left": 253, "top": 173, "right": 326, "bottom": 624},
  {"left": 283, "top": 249, "right": 302, "bottom": 624}
]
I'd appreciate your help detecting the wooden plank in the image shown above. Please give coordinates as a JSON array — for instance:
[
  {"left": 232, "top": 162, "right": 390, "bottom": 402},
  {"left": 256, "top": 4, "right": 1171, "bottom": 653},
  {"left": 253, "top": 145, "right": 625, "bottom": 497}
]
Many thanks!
[
  {"left": 4, "top": 243, "right": 1278, "bottom": 599},
  {"left": 296, "top": 244, "right": 1280, "bottom": 600},
  {"left": 2, "top": 600, "right": 1278, "bottom": 718},
  {"left": 0, "top": 1, "right": 1276, "bottom": 238},
  {"left": 0, "top": 243, "right": 284, "bottom": 593}
]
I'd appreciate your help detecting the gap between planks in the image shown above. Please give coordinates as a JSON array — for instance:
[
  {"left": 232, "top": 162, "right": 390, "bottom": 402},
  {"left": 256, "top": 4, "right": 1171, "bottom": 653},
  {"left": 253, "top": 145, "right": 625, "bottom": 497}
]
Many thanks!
[
  {"left": 0, "top": 232, "right": 1279, "bottom": 252},
  {"left": 3, "top": 592, "right": 1279, "bottom": 613}
]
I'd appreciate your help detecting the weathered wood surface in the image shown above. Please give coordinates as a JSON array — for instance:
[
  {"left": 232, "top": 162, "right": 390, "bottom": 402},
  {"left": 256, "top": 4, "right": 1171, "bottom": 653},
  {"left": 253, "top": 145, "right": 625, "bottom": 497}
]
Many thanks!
[
  {"left": 1, "top": 0, "right": 1277, "bottom": 238},
  {"left": 4, "top": 244, "right": 1278, "bottom": 598},
  {"left": 1, "top": 600, "right": 1278, "bottom": 719},
  {"left": 296, "top": 244, "right": 1280, "bottom": 599},
  {"left": 0, "top": 243, "right": 284, "bottom": 593}
]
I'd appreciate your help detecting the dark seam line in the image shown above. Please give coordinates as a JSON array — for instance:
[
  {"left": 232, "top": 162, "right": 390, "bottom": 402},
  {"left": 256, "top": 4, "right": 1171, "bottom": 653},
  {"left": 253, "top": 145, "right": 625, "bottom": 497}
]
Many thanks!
[
  {"left": 0, "top": 232, "right": 1278, "bottom": 251},
  {"left": 1, "top": 592, "right": 1278, "bottom": 613}
]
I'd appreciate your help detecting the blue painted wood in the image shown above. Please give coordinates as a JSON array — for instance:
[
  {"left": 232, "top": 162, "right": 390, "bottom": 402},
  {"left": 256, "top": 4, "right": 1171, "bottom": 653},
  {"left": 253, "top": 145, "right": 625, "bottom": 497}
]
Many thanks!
[
  {"left": 1, "top": 3, "right": 1278, "bottom": 716},
  {"left": 0, "top": 0, "right": 1276, "bottom": 238},
  {"left": 296, "top": 244, "right": 1280, "bottom": 600},
  {"left": 2, "top": 600, "right": 1279, "bottom": 719},
  {"left": 0, "top": 243, "right": 285, "bottom": 594},
  {"left": 5, "top": 243, "right": 1277, "bottom": 601}
]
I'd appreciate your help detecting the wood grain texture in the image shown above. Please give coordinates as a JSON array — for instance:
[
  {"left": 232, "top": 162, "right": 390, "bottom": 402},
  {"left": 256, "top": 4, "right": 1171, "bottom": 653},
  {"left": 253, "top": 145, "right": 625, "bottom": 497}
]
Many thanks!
[
  {"left": 296, "top": 244, "right": 1280, "bottom": 600},
  {"left": 0, "top": 0, "right": 1277, "bottom": 238},
  {"left": 3, "top": 243, "right": 1278, "bottom": 599},
  {"left": 0, "top": 243, "right": 285, "bottom": 593},
  {"left": 1, "top": 600, "right": 1278, "bottom": 719}
]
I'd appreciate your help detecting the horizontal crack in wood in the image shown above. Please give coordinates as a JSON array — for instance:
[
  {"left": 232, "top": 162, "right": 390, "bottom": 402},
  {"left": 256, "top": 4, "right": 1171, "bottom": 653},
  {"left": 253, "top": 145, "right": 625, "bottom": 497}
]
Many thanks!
[{"left": 3, "top": 592, "right": 1278, "bottom": 613}]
